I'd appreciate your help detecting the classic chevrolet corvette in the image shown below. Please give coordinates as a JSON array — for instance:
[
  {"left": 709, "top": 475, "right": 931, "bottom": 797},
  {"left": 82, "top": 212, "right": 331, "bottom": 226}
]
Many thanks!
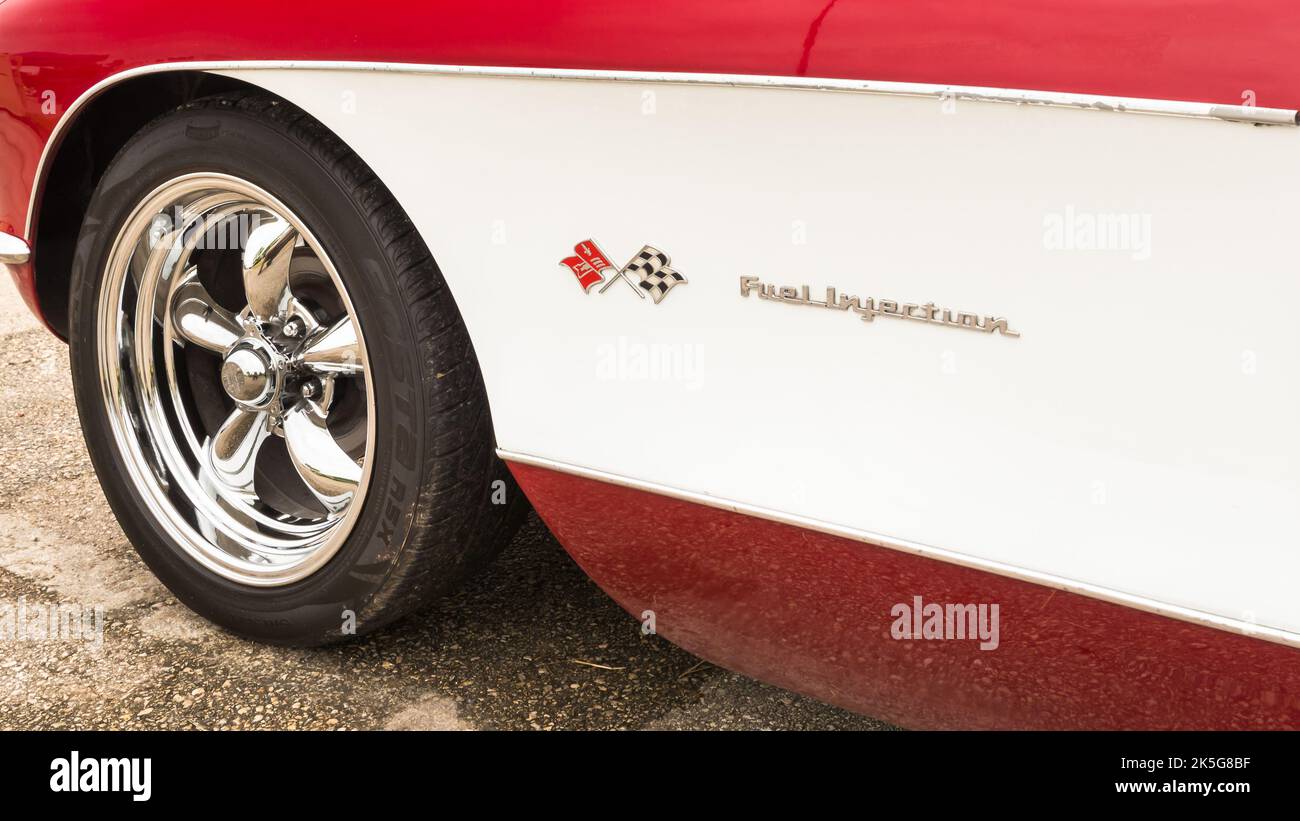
[{"left": 2, "top": 0, "right": 1298, "bottom": 730}]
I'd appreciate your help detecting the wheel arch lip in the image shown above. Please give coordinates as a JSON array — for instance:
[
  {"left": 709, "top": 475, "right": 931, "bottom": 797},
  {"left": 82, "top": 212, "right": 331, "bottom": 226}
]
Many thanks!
[
  {"left": 17, "top": 64, "right": 261, "bottom": 337},
  {"left": 26, "top": 63, "right": 229, "bottom": 245}
]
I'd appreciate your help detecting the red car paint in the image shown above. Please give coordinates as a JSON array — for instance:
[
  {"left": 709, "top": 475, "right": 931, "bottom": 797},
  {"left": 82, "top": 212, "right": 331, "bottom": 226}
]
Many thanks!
[
  {"left": 510, "top": 462, "right": 1300, "bottom": 729},
  {"left": 4, "top": 0, "right": 1300, "bottom": 727}
]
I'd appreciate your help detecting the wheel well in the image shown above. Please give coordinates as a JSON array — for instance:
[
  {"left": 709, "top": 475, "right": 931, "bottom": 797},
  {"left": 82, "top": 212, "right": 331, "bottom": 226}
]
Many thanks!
[{"left": 32, "top": 71, "right": 258, "bottom": 338}]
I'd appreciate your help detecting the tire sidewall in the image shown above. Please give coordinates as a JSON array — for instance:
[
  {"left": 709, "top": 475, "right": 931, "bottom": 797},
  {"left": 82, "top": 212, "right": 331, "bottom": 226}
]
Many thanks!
[{"left": 69, "top": 103, "right": 426, "bottom": 645}]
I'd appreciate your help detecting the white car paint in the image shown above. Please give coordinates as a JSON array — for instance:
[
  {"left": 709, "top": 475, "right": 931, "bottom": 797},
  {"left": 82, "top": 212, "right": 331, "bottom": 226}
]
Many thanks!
[{"left": 219, "top": 67, "right": 1300, "bottom": 641}]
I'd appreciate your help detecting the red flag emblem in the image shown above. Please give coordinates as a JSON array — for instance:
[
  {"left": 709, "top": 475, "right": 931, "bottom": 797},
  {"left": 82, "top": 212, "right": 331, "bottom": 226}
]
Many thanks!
[{"left": 559, "top": 239, "right": 615, "bottom": 292}]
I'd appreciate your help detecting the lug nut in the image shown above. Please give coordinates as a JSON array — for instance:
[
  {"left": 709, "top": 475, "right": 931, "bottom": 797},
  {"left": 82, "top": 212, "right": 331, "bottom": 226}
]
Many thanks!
[{"left": 282, "top": 318, "right": 303, "bottom": 338}]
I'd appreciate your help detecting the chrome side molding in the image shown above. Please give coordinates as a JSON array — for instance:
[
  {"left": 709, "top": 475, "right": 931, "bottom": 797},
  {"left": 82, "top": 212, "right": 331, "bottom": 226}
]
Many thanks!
[
  {"left": 0, "top": 231, "right": 31, "bottom": 265},
  {"left": 355, "top": 64, "right": 1300, "bottom": 127}
]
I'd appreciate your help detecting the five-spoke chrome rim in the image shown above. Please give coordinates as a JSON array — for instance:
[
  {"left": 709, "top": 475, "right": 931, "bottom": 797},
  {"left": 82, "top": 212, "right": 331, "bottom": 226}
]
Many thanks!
[{"left": 97, "top": 173, "right": 374, "bottom": 586}]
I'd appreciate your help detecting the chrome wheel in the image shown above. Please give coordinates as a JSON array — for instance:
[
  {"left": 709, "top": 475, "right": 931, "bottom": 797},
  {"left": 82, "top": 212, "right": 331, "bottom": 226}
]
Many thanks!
[{"left": 96, "top": 173, "right": 374, "bottom": 586}]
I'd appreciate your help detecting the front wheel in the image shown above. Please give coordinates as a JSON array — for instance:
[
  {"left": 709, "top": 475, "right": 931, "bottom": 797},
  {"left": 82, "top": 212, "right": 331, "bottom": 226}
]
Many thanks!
[{"left": 68, "top": 92, "right": 526, "bottom": 645}]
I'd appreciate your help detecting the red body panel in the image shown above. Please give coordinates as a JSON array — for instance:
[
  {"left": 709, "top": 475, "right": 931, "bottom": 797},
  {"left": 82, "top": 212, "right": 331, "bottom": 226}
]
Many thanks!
[{"left": 510, "top": 462, "right": 1300, "bottom": 729}]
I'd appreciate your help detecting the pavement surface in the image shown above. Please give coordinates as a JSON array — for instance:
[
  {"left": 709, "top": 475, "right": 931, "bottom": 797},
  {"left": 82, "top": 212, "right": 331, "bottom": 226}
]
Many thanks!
[{"left": 0, "top": 274, "right": 892, "bottom": 730}]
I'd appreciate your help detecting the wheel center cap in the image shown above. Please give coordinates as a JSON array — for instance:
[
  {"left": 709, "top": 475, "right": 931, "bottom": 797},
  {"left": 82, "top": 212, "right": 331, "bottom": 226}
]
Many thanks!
[{"left": 221, "top": 346, "right": 275, "bottom": 406}]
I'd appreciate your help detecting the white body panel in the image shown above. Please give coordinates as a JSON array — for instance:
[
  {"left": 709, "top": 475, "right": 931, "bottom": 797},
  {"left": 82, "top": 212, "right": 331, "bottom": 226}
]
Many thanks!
[{"left": 221, "top": 68, "right": 1300, "bottom": 639}]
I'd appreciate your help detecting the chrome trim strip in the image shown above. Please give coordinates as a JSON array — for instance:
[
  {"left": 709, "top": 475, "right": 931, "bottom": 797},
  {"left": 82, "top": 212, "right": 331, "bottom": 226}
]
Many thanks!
[
  {"left": 499, "top": 448, "right": 1300, "bottom": 650},
  {"left": 219, "top": 62, "right": 1300, "bottom": 125},
  {"left": 25, "top": 60, "right": 1300, "bottom": 239},
  {"left": 0, "top": 231, "right": 31, "bottom": 265}
]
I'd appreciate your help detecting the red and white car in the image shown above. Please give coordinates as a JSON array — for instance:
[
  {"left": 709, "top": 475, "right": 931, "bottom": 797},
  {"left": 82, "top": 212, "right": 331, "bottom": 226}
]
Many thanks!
[{"left": 2, "top": 0, "right": 1298, "bottom": 729}]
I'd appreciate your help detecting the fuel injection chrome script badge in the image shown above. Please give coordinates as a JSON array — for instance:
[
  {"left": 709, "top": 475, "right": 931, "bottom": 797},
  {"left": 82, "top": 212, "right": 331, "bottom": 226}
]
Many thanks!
[{"left": 739, "top": 276, "right": 1020, "bottom": 338}]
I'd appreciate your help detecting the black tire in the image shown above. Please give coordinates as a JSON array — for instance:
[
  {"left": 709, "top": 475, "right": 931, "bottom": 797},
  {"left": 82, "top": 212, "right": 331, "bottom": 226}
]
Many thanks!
[{"left": 68, "top": 91, "right": 528, "bottom": 645}]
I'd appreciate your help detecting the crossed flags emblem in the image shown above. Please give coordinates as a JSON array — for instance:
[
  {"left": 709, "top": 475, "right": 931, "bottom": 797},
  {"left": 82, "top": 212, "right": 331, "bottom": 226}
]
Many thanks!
[{"left": 559, "top": 239, "right": 688, "bottom": 304}]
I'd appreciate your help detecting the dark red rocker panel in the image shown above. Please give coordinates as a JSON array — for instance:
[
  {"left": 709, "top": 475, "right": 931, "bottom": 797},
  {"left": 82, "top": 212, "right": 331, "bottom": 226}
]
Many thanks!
[{"left": 510, "top": 463, "right": 1300, "bottom": 729}]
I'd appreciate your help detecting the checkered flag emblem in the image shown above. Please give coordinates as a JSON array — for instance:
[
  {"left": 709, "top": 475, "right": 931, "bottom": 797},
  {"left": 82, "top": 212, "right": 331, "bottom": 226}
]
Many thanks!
[
  {"left": 625, "top": 246, "right": 687, "bottom": 304},
  {"left": 558, "top": 238, "right": 688, "bottom": 304}
]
